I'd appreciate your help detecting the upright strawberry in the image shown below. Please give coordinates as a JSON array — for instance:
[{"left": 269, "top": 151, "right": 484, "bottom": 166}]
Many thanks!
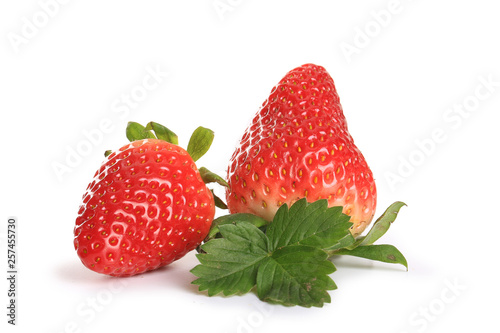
[
  {"left": 226, "top": 64, "right": 376, "bottom": 236},
  {"left": 74, "top": 122, "right": 227, "bottom": 276}
]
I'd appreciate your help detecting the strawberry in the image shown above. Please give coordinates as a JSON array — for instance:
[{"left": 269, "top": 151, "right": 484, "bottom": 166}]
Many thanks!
[
  {"left": 74, "top": 122, "right": 226, "bottom": 276},
  {"left": 226, "top": 64, "right": 377, "bottom": 237}
]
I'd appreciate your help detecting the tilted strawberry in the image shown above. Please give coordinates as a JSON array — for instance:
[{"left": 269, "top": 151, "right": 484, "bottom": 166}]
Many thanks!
[
  {"left": 74, "top": 122, "right": 227, "bottom": 276},
  {"left": 226, "top": 64, "right": 376, "bottom": 237}
]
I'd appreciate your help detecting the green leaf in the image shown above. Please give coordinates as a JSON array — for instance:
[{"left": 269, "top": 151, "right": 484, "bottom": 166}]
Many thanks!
[
  {"left": 104, "top": 150, "right": 112, "bottom": 157},
  {"left": 126, "top": 122, "right": 156, "bottom": 142},
  {"left": 199, "top": 167, "right": 229, "bottom": 187},
  {"left": 256, "top": 245, "right": 336, "bottom": 307},
  {"left": 333, "top": 244, "right": 408, "bottom": 270},
  {"left": 192, "top": 198, "right": 408, "bottom": 307},
  {"left": 353, "top": 201, "right": 407, "bottom": 248},
  {"left": 145, "top": 121, "right": 178, "bottom": 144},
  {"left": 266, "top": 199, "right": 354, "bottom": 252},
  {"left": 186, "top": 126, "right": 214, "bottom": 162},
  {"left": 206, "top": 213, "right": 269, "bottom": 241},
  {"left": 191, "top": 222, "right": 270, "bottom": 296}
]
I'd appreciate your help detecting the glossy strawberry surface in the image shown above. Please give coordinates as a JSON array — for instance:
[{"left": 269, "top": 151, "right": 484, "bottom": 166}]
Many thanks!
[
  {"left": 226, "top": 64, "right": 376, "bottom": 236},
  {"left": 74, "top": 139, "right": 215, "bottom": 276}
]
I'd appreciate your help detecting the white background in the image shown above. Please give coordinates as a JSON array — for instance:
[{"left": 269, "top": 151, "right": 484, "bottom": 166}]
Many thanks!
[{"left": 1, "top": 1, "right": 499, "bottom": 332}]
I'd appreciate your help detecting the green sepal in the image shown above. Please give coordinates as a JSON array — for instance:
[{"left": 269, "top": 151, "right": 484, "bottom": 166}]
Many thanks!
[
  {"left": 145, "top": 121, "right": 178, "bottom": 145},
  {"left": 210, "top": 190, "right": 228, "bottom": 210},
  {"left": 104, "top": 150, "right": 112, "bottom": 157},
  {"left": 327, "top": 201, "right": 408, "bottom": 269},
  {"left": 332, "top": 244, "right": 408, "bottom": 270},
  {"left": 187, "top": 126, "right": 214, "bottom": 162},
  {"left": 199, "top": 167, "right": 229, "bottom": 187},
  {"left": 349, "top": 201, "right": 407, "bottom": 249},
  {"left": 126, "top": 122, "right": 156, "bottom": 142}
]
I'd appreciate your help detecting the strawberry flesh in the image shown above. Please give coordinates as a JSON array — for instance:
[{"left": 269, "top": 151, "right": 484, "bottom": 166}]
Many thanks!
[{"left": 74, "top": 139, "right": 215, "bottom": 276}]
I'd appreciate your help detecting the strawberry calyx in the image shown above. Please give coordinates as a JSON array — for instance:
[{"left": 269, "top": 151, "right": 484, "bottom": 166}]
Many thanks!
[
  {"left": 192, "top": 199, "right": 408, "bottom": 307},
  {"left": 145, "top": 121, "right": 178, "bottom": 144},
  {"left": 115, "top": 121, "right": 229, "bottom": 209}
]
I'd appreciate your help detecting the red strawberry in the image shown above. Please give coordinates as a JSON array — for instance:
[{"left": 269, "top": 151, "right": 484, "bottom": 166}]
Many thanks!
[
  {"left": 226, "top": 64, "right": 376, "bottom": 237},
  {"left": 74, "top": 122, "right": 225, "bottom": 276}
]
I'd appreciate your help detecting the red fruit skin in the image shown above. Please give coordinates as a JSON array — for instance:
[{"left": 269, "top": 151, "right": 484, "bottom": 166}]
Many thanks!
[
  {"left": 74, "top": 139, "right": 215, "bottom": 276},
  {"left": 226, "top": 64, "right": 376, "bottom": 237}
]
